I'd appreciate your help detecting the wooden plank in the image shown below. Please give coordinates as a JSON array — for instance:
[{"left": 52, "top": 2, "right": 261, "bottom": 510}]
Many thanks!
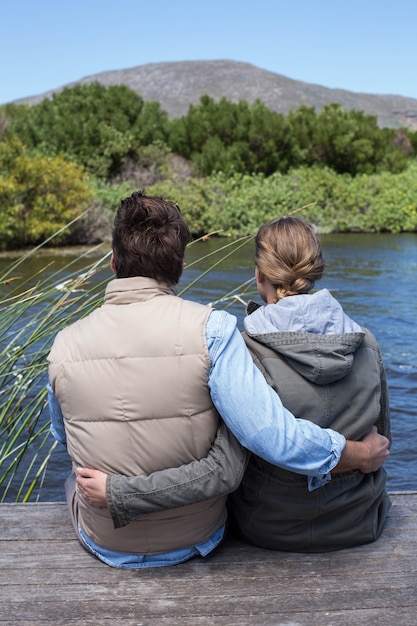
[{"left": 1, "top": 495, "right": 417, "bottom": 625}]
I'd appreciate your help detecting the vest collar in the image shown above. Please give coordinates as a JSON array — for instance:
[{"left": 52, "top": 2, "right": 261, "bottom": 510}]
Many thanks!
[{"left": 104, "top": 277, "right": 176, "bottom": 305}]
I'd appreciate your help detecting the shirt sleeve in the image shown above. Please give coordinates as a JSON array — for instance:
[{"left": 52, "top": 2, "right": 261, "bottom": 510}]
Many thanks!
[
  {"left": 47, "top": 382, "right": 67, "bottom": 448},
  {"left": 206, "top": 310, "right": 346, "bottom": 489}
]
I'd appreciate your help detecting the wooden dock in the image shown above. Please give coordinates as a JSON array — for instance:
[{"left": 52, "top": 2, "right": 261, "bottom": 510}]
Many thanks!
[{"left": 1, "top": 493, "right": 417, "bottom": 625}]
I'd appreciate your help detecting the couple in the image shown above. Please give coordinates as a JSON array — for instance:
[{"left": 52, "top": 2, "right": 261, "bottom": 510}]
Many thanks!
[{"left": 48, "top": 191, "right": 391, "bottom": 568}]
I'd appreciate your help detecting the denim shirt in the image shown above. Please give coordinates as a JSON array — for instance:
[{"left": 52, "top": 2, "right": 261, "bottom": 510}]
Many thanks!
[{"left": 49, "top": 308, "right": 345, "bottom": 568}]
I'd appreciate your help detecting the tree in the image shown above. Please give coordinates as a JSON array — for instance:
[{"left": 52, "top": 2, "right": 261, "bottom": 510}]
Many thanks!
[
  {"left": 288, "top": 104, "right": 411, "bottom": 175},
  {"left": 169, "top": 95, "right": 295, "bottom": 176},
  {"left": 6, "top": 84, "right": 169, "bottom": 180}
]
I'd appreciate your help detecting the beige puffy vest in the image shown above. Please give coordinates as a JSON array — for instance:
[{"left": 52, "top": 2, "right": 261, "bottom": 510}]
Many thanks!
[{"left": 48, "top": 277, "right": 226, "bottom": 553}]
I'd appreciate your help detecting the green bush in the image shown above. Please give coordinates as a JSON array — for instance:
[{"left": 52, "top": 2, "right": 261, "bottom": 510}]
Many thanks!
[
  {"left": 149, "top": 163, "right": 417, "bottom": 236},
  {"left": 0, "top": 137, "right": 94, "bottom": 248}
]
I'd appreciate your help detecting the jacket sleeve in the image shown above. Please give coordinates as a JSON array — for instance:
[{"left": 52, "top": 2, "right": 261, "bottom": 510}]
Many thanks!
[
  {"left": 375, "top": 345, "right": 392, "bottom": 444},
  {"left": 107, "top": 421, "right": 250, "bottom": 529}
]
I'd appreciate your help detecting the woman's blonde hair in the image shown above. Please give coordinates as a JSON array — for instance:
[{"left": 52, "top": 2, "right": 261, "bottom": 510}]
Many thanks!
[{"left": 255, "top": 216, "right": 325, "bottom": 302}]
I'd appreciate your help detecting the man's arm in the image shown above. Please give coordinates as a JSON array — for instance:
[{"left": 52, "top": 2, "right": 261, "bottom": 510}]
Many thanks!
[
  {"left": 334, "top": 427, "right": 389, "bottom": 474},
  {"left": 206, "top": 311, "right": 388, "bottom": 484},
  {"left": 207, "top": 310, "right": 346, "bottom": 483}
]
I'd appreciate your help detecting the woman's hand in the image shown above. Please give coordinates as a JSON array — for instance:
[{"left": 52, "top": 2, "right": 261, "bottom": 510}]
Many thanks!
[{"left": 76, "top": 467, "right": 108, "bottom": 508}]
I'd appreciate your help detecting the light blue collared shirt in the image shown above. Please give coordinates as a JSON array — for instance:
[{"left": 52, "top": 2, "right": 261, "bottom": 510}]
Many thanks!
[{"left": 49, "top": 308, "right": 345, "bottom": 568}]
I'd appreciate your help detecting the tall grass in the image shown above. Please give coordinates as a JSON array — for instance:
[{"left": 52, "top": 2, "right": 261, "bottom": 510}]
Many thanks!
[
  {"left": 0, "top": 229, "right": 257, "bottom": 502},
  {"left": 0, "top": 237, "right": 111, "bottom": 501}
]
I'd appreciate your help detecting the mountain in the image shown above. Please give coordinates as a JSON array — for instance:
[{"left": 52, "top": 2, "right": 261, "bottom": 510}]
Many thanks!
[{"left": 14, "top": 60, "right": 417, "bottom": 130}]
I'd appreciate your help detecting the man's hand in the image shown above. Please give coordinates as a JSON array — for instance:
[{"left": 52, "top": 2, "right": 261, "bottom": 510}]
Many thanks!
[
  {"left": 76, "top": 467, "right": 108, "bottom": 508},
  {"left": 333, "top": 426, "right": 390, "bottom": 474}
]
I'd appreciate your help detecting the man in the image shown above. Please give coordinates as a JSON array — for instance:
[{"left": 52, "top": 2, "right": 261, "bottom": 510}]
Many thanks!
[{"left": 49, "top": 192, "right": 389, "bottom": 568}]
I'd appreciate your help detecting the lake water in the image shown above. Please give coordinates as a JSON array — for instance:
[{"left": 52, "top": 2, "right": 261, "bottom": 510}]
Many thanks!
[{"left": 1, "top": 233, "right": 416, "bottom": 499}]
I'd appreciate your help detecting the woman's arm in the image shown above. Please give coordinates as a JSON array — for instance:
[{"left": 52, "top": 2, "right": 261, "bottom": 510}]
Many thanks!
[{"left": 77, "top": 421, "right": 249, "bottom": 528}]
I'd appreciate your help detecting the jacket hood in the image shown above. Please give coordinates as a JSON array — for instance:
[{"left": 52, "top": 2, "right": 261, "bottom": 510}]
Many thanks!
[{"left": 243, "top": 289, "right": 365, "bottom": 384}]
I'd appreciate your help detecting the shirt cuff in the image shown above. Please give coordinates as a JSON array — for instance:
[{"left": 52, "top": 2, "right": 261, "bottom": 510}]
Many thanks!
[{"left": 307, "top": 429, "right": 346, "bottom": 491}]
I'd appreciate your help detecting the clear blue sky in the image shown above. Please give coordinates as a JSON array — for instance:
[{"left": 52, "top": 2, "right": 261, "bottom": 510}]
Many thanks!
[{"left": 2, "top": 0, "right": 416, "bottom": 105}]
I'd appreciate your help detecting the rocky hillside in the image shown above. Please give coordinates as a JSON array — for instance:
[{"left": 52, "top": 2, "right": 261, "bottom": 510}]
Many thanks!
[{"left": 15, "top": 60, "right": 417, "bottom": 130}]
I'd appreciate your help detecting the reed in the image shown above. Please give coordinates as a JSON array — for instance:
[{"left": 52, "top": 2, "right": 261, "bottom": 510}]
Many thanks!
[{"left": 0, "top": 235, "right": 111, "bottom": 501}]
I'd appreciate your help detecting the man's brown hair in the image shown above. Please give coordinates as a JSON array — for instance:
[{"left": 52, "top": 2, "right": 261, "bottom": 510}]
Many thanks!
[{"left": 112, "top": 192, "right": 192, "bottom": 284}]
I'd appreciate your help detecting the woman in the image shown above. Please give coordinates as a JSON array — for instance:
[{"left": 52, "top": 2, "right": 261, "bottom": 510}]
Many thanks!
[{"left": 78, "top": 217, "right": 391, "bottom": 552}]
